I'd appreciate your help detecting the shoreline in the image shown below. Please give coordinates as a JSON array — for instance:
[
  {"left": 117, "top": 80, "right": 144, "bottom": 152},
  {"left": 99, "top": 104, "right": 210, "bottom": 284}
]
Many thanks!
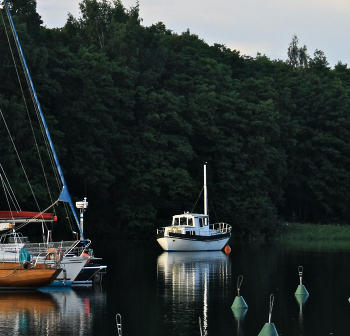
[{"left": 278, "top": 223, "right": 350, "bottom": 241}]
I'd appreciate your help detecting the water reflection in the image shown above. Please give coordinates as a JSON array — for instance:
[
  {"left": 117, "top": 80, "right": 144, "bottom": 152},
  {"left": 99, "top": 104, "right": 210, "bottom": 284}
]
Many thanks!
[
  {"left": 0, "top": 287, "right": 106, "bottom": 335},
  {"left": 0, "top": 291, "right": 57, "bottom": 335},
  {"left": 157, "top": 251, "right": 230, "bottom": 336}
]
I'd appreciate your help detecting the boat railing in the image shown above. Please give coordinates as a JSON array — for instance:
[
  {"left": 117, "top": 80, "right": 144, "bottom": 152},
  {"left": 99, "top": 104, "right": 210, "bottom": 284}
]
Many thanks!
[
  {"left": 23, "top": 240, "right": 92, "bottom": 258},
  {"left": 32, "top": 251, "right": 62, "bottom": 269},
  {"left": 210, "top": 222, "right": 232, "bottom": 234},
  {"left": 159, "top": 224, "right": 231, "bottom": 237}
]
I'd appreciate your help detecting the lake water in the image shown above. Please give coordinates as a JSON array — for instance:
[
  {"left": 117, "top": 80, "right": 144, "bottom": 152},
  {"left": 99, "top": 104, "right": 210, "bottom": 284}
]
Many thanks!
[{"left": 1, "top": 239, "right": 350, "bottom": 335}]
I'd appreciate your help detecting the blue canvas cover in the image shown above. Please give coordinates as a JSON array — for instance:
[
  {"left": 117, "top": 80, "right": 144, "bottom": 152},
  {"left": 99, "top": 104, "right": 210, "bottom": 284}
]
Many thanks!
[{"left": 19, "top": 248, "right": 31, "bottom": 263}]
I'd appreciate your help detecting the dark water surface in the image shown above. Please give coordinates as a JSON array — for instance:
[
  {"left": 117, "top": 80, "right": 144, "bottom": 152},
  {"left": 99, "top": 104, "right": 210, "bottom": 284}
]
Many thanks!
[{"left": 1, "top": 239, "right": 350, "bottom": 335}]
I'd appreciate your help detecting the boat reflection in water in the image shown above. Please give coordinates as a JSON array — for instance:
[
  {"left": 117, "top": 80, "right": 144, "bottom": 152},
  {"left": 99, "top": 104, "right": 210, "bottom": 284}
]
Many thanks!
[
  {"left": 157, "top": 251, "right": 230, "bottom": 335},
  {"left": 0, "top": 287, "right": 106, "bottom": 335}
]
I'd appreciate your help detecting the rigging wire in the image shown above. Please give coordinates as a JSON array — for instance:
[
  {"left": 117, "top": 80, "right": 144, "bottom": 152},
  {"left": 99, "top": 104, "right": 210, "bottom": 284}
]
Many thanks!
[
  {"left": 3, "top": 3, "right": 75, "bottom": 233},
  {"left": 1, "top": 6, "right": 57, "bottom": 209},
  {"left": 0, "top": 174, "right": 16, "bottom": 216},
  {"left": 191, "top": 186, "right": 204, "bottom": 213},
  {"left": 0, "top": 108, "right": 42, "bottom": 212},
  {"left": 1, "top": 4, "right": 75, "bottom": 233},
  {"left": 15, "top": 200, "right": 59, "bottom": 232},
  {"left": 0, "top": 164, "right": 21, "bottom": 211}
]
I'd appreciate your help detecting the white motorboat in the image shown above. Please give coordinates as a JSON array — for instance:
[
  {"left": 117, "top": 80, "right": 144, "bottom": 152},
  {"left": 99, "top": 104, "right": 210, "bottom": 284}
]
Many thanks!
[{"left": 157, "top": 164, "right": 232, "bottom": 251}]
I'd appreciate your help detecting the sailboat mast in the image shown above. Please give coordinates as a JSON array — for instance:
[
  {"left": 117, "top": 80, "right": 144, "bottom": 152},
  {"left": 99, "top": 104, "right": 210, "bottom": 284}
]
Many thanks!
[
  {"left": 3, "top": 0, "right": 84, "bottom": 241},
  {"left": 204, "top": 164, "right": 208, "bottom": 224}
]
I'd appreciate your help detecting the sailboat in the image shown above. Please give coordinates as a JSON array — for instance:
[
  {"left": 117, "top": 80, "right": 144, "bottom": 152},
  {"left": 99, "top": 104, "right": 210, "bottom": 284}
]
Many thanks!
[
  {"left": 0, "top": 260, "right": 62, "bottom": 289},
  {"left": 156, "top": 164, "right": 232, "bottom": 251},
  {"left": 0, "top": 0, "right": 106, "bottom": 286}
]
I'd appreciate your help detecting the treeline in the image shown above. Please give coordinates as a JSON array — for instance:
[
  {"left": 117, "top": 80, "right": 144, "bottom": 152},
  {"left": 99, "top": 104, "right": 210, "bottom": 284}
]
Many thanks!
[{"left": 1, "top": 0, "right": 350, "bottom": 239}]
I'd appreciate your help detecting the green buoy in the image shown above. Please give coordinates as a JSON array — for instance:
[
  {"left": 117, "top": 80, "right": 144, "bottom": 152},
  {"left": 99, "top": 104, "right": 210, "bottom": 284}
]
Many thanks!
[
  {"left": 295, "top": 293, "right": 308, "bottom": 305},
  {"left": 258, "top": 294, "right": 279, "bottom": 336},
  {"left": 295, "top": 266, "right": 309, "bottom": 296},
  {"left": 231, "top": 275, "right": 248, "bottom": 309},
  {"left": 258, "top": 323, "right": 279, "bottom": 336}
]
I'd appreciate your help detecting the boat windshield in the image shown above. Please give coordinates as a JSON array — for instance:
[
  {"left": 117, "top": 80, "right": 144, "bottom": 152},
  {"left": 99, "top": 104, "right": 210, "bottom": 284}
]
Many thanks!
[{"left": 173, "top": 217, "right": 194, "bottom": 226}]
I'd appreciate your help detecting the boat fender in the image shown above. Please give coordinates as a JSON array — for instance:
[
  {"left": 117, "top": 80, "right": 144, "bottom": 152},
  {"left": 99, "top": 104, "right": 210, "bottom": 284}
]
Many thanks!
[
  {"left": 224, "top": 245, "right": 231, "bottom": 254},
  {"left": 45, "top": 248, "right": 59, "bottom": 260},
  {"left": 81, "top": 252, "right": 90, "bottom": 264}
]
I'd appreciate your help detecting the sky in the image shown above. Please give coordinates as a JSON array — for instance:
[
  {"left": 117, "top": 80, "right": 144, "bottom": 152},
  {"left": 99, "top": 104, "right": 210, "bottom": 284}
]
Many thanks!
[{"left": 36, "top": 0, "right": 350, "bottom": 68}]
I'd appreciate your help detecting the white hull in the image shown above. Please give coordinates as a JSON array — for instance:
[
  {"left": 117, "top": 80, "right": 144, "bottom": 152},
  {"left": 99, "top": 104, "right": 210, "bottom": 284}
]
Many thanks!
[
  {"left": 44, "top": 257, "right": 88, "bottom": 286},
  {"left": 157, "top": 235, "right": 230, "bottom": 251}
]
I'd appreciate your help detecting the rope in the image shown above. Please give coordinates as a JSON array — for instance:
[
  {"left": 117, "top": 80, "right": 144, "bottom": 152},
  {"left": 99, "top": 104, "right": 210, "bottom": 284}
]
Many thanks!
[
  {"left": 237, "top": 275, "right": 243, "bottom": 296},
  {"left": 0, "top": 263, "right": 23, "bottom": 278},
  {"left": 14, "top": 199, "right": 60, "bottom": 232}
]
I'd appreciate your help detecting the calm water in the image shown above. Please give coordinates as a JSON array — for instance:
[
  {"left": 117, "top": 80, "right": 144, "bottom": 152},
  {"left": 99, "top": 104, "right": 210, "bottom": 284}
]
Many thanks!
[{"left": 1, "top": 239, "right": 350, "bottom": 335}]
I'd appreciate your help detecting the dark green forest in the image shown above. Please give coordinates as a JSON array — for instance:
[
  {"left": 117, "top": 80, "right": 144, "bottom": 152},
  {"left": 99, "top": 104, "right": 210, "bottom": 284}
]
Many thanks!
[{"left": 1, "top": 0, "right": 350, "bottom": 240}]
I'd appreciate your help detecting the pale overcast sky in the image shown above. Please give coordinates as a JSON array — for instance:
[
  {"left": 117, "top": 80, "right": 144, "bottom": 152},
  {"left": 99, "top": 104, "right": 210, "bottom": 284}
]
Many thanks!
[{"left": 36, "top": 0, "right": 350, "bottom": 68}]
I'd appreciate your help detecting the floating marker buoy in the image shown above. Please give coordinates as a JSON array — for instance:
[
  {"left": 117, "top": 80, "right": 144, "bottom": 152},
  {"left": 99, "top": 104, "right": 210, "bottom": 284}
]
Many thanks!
[
  {"left": 295, "top": 266, "right": 309, "bottom": 296},
  {"left": 232, "top": 275, "right": 248, "bottom": 309},
  {"left": 258, "top": 294, "right": 279, "bottom": 336},
  {"left": 224, "top": 245, "right": 231, "bottom": 254},
  {"left": 295, "top": 293, "right": 308, "bottom": 305},
  {"left": 231, "top": 275, "right": 248, "bottom": 319},
  {"left": 258, "top": 322, "right": 279, "bottom": 336}
]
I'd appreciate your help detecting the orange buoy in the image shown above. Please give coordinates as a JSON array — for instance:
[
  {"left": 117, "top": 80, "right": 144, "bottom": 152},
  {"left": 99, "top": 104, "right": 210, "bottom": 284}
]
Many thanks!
[{"left": 224, "top": 245, "right": 231, "bottom": 254}]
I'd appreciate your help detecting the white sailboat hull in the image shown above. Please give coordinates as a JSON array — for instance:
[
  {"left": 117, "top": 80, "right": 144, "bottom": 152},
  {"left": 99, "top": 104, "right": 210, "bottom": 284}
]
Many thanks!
[
  {"left": 44, "top": 257, "right": 88, "bottom": 286},
  {"left": 157, "top": 235, "right": 230, "bottom": 252}
]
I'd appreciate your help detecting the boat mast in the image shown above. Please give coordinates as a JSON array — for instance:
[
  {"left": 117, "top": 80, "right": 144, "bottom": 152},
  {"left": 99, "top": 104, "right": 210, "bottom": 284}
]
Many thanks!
[
  {"left": 204, "top": 163, "right": 208, "bottom": 225},
  {"left": 3, "top": 0, "right": 85, "bottom": 242}
]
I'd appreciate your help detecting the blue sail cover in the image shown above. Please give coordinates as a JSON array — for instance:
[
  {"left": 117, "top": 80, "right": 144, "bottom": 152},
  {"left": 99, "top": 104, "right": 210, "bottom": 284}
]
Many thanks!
[{"left": 58, "top": 187, "right": 71, "bottom": 203}]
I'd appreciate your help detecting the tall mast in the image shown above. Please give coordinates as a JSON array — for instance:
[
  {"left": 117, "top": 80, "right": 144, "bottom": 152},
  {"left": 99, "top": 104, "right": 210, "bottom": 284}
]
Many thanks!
[{"left": 3, "top": 0, "right": 85, "bottom": 241}]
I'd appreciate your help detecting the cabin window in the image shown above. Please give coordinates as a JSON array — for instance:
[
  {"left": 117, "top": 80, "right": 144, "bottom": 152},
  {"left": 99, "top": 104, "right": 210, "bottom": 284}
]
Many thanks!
[
  {"left": 188, "top": 218, "right": 193, "bottom": 226},
  {"left": 174, "top": 218, "right": 179, "bottom": 225},
  {"left": 199, "top": 218, "right": 203, "bottom": 227},
  {"left": 180, "top": 217, "right": 187, "bottom": 225}
]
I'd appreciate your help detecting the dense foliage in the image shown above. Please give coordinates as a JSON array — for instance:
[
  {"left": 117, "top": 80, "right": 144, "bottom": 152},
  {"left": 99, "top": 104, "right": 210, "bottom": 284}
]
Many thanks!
[{"left": 1, "top": 0, "right": 350, "bottom": 239}]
